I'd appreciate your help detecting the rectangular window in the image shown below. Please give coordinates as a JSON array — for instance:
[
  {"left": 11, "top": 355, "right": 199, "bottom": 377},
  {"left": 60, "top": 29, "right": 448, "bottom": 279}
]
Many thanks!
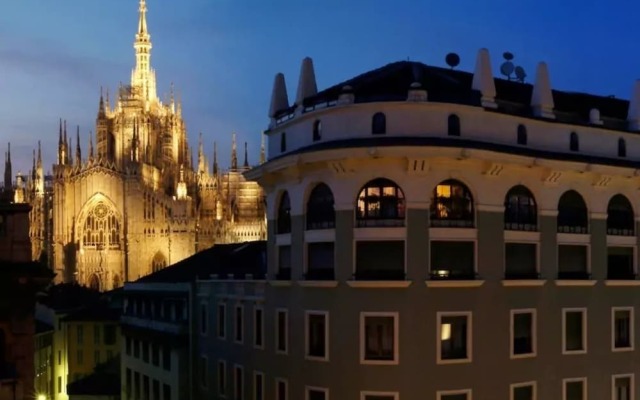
[
  {"left": 218, "top": 303, "right": 226, "bottom": 339},
  {"left": 77, "top": 349, "right": 84, "bottom": 365},
  {"left": 58, "top": 350, "right": 61, "bottom": 365},
  {"left": 57, "top": 376, "right": 61, "bottom": 393},
  {"left": 94, "top": 350, "right": 100, "bottom": 365},
  {"left": 163, "top": 384, "right": 171, "bottom": 400},
  {"left": 361, "top": 392, "right": 399, "bottom": 400},
  {"left": 360, "top": 312, "right": 398, "bottom": 364},
  {"left": 438, "top": 312, "right": 472, "bottom": 364},
  {"left": 142, "top": 341, "right": 149, "bottom": 363},
  {"left": 218, "top": 360, "right": 227, "bottom": 396},
  {"left": 563, "top": 308, "right": 587, "bottom": 354},
  {"left": 126, "top": 368, "right": 132, "bottom": 399},
  {"left": 151, "top": 343, "right": 159, "bottom": 366},
  {"left": 126, "top": 337, "right": 131, "bottom": 355},
  {"left": 104, "top": 325, "right": 116, "bottom": 345},
  {"left": 563, "top": 378, "right": 586, "bottom": 400},
  {"left": 134, "top": 372, "right": 140, "bottom": 400},
  {"left": 505, "top": 243, "right": 537, "bottom": 278},
  {"left": 254, "top": 307, "right": 264, "bottom": 349},
  {"left": 162, "top": 347, "right": 171, "bottom": 371},
  {"left": 511, "top": 382, "right": 536, "bottom": 400},
  {"left": 200, "top": 356, "right": 208, "bottom": 388},
  {"left": 276, "top": 309, "right": 288, "bottom": 354},
  {"left": 356, "top": 241, "right": 405, "bottom": 280},
  {"left": 77, "top": 325, "right": 84, "bottom": 344},
  {"left": 306, "top": 387, "right": 328, "bottom": 400},
  {"left": 235, "top": 305, "right": 244, "bottom": 343},
  {"left": 234, "top": 365, "right": 244, "bottom": 400},
  {"left": 153, "top": 380, "right": 160, "bottom": 400},
  {"left": 254, "top": 371, "right": 264, "bottom": 400},
  {"left": 437, "top": 389, "right": 472, "bottom": 400},
  {"left": 511, "top": 309, "right": 536, "bottom": 358},
  {"left": 94, "top": 325, "right": 100, "bottom": 345},
  {"left": 613, "top": 374, "right": 634, "bottom": 400},
  {"left": 276, "top": 379, "right": 288, "bottom": 400},
  {"left": 306, "top": 311, "right": 329, "bottom": 361},
  {"left": 307, "top": 242, "right": 335, "bottom": 280},
  {"left": 607, "top": 246, "right": 635, "bottom": 279},
  {"left": 430, "top": 241, "right": 475, "bottom": 279},
  {"left": 277, "top": 245, "right": 292, "bottom": 279},
  {"left": 613, "top": 307, "right": 634, "bottom": 351},
  {"left": 200, "top": 303, "right": 208, "bottom": 335},
  {"left": 134, "top": 339, "right": 140, "bottom": 358},
  {"left": 558, "top": 245, "right": 589, "bottom": 279},
  {"left": 143, "top": 375, "right": 150, "bottom": 400}
]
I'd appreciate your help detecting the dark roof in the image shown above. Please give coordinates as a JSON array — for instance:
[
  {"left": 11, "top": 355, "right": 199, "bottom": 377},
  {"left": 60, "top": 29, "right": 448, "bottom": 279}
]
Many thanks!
[
  {"left": 276, "top": 61, "right": 631, "bottom": 131},
  {"left": 61, "top": 301, "right": 121, "bottom": 322},
  {"left": 134, "top": 241, "right": 267, "bottom": 284},
  {"left": 38, "top": 283, "right": 102, "bottom": 311},
  {"left": 66, "top": 356, "right": 120, "bottom": 396},
  {"left": 35, "top": 320, "right": 53, "bottom": 334}
]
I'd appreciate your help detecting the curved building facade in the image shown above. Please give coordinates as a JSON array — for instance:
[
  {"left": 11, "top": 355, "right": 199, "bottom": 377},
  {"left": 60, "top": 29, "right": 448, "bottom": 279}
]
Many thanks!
[{"left": 197, "top": 51, "right": 640, "bottom": 400}]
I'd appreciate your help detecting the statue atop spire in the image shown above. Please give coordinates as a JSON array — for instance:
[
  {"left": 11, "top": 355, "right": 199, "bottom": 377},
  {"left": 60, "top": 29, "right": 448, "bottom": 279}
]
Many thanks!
[
  {"left": 132, "top": 0, "right": 157, "bottom": 102},
  {"left": 231, "top": 133, "right": 238, "bottom": 170},
  {"left": 213, "top": 141, "right": 218, "bottom": 175},
  {"left": 243, "top": 142, "right": 249, "bottom": 168}
]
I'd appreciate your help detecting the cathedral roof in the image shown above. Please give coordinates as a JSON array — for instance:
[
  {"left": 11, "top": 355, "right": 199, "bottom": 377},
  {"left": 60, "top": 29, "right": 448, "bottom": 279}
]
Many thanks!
[{"left": 135, "top": 240, "right": 267, "bottom": 284}]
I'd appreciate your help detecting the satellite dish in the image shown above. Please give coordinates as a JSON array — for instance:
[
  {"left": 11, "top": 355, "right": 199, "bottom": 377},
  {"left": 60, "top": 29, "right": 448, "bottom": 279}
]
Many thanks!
[
  {"left": 503, "top": 52, "right": 514, "bottom": 61},
  {"left": 445, "top": 53, "right": 460, "bottom": 69},
  {"left": 514, "top": 66, "right": 527, "bottom": 83},
  {"left": 500, "top": 61, "right": 514, "bottom": 78}
]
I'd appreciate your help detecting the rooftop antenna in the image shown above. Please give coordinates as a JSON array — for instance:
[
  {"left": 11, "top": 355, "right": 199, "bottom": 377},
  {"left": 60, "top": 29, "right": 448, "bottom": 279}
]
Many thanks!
[
  {"left": 445, "top": 53, "right": 460, "bottom": 69},
  {"left": 500, "top": 51, "right": 527, "bottom": 83}
]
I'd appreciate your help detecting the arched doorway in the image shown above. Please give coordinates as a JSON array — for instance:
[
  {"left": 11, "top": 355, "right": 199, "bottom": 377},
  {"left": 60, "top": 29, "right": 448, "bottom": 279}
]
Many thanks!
[{"left": 88, "top": 274, "right": 100, "bottom": 291}]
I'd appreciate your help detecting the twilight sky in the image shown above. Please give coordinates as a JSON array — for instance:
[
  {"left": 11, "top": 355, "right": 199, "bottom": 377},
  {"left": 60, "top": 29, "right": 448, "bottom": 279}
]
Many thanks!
[{"left": 1, "top": 0, "right": 640, "bottom": 175}]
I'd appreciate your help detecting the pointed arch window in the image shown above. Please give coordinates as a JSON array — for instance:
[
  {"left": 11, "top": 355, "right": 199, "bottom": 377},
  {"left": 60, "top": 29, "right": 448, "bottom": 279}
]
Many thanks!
[
  {"left": 430, "top": 179, "right": 474, "bottom": 227},
  {"left": 618, "top": 138, "right": 627, "bottom": 157},
  {"left": 306, "top": 183, "right": 335, "bottom": 230},
  {"left": 312, "top": 120, "right": 322, "bottom": 142},
  {"left": 280, "top": 132, "right": 287, "bottom": 153},
  {"left": 504, "top": 185, "right": 537, "bottom": 231},
  {"left": 151, "top": 252, "right": 168, "bottom": 273},
  {"left": 569, "top": 132, "right": 579, "bottom": 152},
  {"left": 82, "top": 202, "right": 121, "bottom": 249},
  {"left": 448, "top": 114, "right": 461, "bottom": 137},
  {"left": 356, "top": 178, "right": 405, "bottom": 227},
  {"left": 277, "top": 191, "right": 291, "bottom": 234},
  {"left": 517, "top": 125, "right": 527, "bottom": 145},
  {"left": 557, "top": 190, "right": 588, "bottom": 233},
  {"left": 371, "top": 112, "right": 386, "bottom": 135},
  {"left": 607, "top": 194, "right": 634, "bottom": 236}
]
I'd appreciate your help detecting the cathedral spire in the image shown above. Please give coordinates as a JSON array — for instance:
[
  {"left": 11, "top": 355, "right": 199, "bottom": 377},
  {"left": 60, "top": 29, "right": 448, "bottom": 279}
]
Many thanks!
[
  {"left": 260, "top": 132, "right": 266, "bottom": 164},
  {"left": 4, "top": 143, "right": 12, "bottom": 191},
  {"left": 37, "top": 140, "right": 42, "bottom": 169},
  {"left": 89, "top": 132, "right": 94, "bottom": 161},
  {"left": 132, "top": 0, "right": 156, "bottom": 102},
  {"left": 231, "top": 132, "right": 238, "bottom": 170},
  {"left": 32, "top": 149, "right": 36, "bottom": 181},
  {"left": 58, "top": 119, "right": 65, "bottom": 165},
  {"left": 243, "top": 142, "right": 249, "bottom": 168},
  {"left": 64, "top": 120, "right": 69, "bottom": 165},
  {"left": 75, "top": 125, "right": 82, "bottom": 165},
  {"left": 213, "top": 141, "right": 218, "bottom": 175},
  {"left": 197, "top": 132, "right": 205, "bottom": 174},
  {"left": 98, "top": 87, "right": 106, "bottom": 117}
]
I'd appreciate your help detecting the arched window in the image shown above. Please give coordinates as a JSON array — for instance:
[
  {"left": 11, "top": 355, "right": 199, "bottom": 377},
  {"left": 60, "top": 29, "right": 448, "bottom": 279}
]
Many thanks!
[
  {"left": 113, "top": 274, "right": 122, "bottom": 289},
  {"left": 306, "top": 183, "right": 335, "bottom": 230},
  {"left": 569, "top": 132, "right": 579, "bottom": 152},
  {"left": 504, "top": 185, "right": 537, "bottom": 231},
  {"left": 356, "top": 178, "right": 405, "bottom": 227},
  {"left": 448, "top": 114, "right": 461, "bottom": 137},
  {"left": 607, "top": 194, "right": 634, "bottom": 236},
  {"left": 557, "top": 190, "right": 588, "bottom": 233},
  {"left": 280, "top": 132, "right": 287, "bottom": 153},
  {"left": 430, "top": 179, "right": 474, "bottom": 227},
  {"left": 88, "top": 274, "right": 100, "bottom": 291},
  {"left": 277, "top": 191, "right": 291, "bottom": 234},
  {"left": 517, "top": 125, "right": 527, "bottom": 145},
  {"left": 312, "top": 120, "right": 322, "bottom": 142},
  {"left": 82, "top": 202, "right": 121, "bottom": 249},
  {"left": 151, "top": 252, "right": 167, "bottom": 273},
  {"left": 371, "top": 112, "right": 386, "bottom": 135},
  {"left": 618, "top": 138, "right": 627, "bottom": 157}
]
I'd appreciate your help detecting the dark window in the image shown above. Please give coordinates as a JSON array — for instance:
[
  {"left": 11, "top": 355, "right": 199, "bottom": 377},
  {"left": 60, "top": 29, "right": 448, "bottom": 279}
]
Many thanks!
[
  {"left": 557, "top": 190, "right": 588, "bottom": 233},
  {"left": 356, "top": 178, "right": 405, "bottom": 227},
  {"left": 504, "top": 185, "right": 537, "bottom": 231},
  {"left": 564, "top": 380, "right": 584, "bottom": 400},
  {"left": 363, "top": 315, "right": 395, "bottom": 361},
  {"left": 614, "top": 309, "right": 632, "bottom": 349},
  {"left": 200, "top": 303, "right": 207, "bottom": 335},
  {"left": 276, "top": 191, "right": 291, "bottom": 234},
  {"left": 448, "top": 114, "right": 461, "bottom": 136},
  {"left": 280, "top": 132, "right": 286, "bottom": 152},
  {"left": 307, "top": 389, "right": 327, "bottom": 400},
  {"left": 152, "top": 343, "right": 159, "bottom": 366},
  {"left": 517, "top": 124, "right": 527, "bottom": 145},
  {"left": 277, "top": 245, "right": 291, "bottom": 280},
  {"left": 356, "top": 241, "right": 405, "bottom": 280},
  {"left": 254, "top": 308, "right": 263, "bottom": 347},
  {"left": 162, "top": 347, "right": 171, "bottom": 371},
  {"left": 307, "top": 242, "right": 335, "bottom": 280},
  {"left": 608, "top": 246, "right": 635, "bottom": 279},
  {"left": 431, "top": 179, "right": 474, "bottom": 228},
  {"left": 558, "top": 245, "right": 589, "bottom": 279},
  {"left": 440, "top": 395, "right": 468, "bottom": 400},
  {"left": 254, "top": 373, "right": 264, "bottom": 400},
  {"left": 614, "top": 376, "right": 632, "bottom": 400},
  {"left": 570, "top": 132, "right": 579, "bottom": 152},
  {"left": 218, "top": 362, "right": 226, "bottom": 396},
  {"left": 430, "top": 241, "right": 475, "bottom": 279},
  {"left": 512, "top": 385, "right": 534, "bottom": 400},
  {"left": 306, "top": 183, "right": 335, "bottom": 230},
  {"left": 104, "top": 325, "right": 116, "bottom": 345},
  {"left": 234, "top": 367, "right": 243, "bottom": 400},
  {"left": 276, "top": 380, "right": 287, "bottom": 400},
  {"left": 372, "top": 112, "right": 386, "bottom": 135},
  {"left": 564, "top": 310, "right": 585, "bottom": 352},
  {"left": 217, "top": 304, "right": 226, "bottom": 339},
  {"left": 125, "top": 337, "right": 131, "bottom": 355},
  {"left": 307, "top": 313, "right": 327, "bottom": 359},
  {"left": 153, "top": 380, "right": 160, "bottom": 400},
  {"left": 312, "top": 120, "right": 322, "bottom": 141},
  {"left": 619, "top": 138, "right": 627, "bottom": 157},
  {"left": 234, "top": 306, "right": 243, "bottom": 343},
  {"left": 277, "top": 310, "right": 288, "bottom": 352},
  {"left": 94, "top": 325, "right": 100, "bottom": 345},
  {"left": 512, "top": 312, "right": 534, "bottom": 355},
  {"left": 440, "top": 314, "right": 469, "bottom": 360},
  {"left": 200, "top": 357, "right": 208, "bottom": 387},
  {"left": 163, "top": 383, "right": 171, "bottom": 400},
  {"left": 134, "top": 372, "right": 140, "bottom": 399},
  {"left": 77, "top": 325, "right": 83, "bottom": 344},
  {"left": 505, "top": 243, "right": 537, "bottom": 279},
  {"left": 126, "top": 368, "right": 132, "bottom": 398},
  {"left": 607, "top": 194, "right": 634, "bottom": 236}
]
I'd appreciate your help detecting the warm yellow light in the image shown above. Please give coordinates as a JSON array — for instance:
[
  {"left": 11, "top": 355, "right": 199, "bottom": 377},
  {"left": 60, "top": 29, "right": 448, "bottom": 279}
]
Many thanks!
[
  {"left": 441, "top": 323, "right": 452, "bottom": 341},
  {"left": 37, "top": 394, "right": 47, "bottom": 400}
]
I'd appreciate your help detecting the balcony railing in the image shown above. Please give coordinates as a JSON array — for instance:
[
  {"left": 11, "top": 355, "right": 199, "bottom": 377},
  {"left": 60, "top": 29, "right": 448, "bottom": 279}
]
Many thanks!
[
  {"left": 504, "top": 222, "right": 537, "bottom": 231},
  {"left": 356, "top": 218, "right": 405, "bottom": 228},
  {"left": 275, "top": 268, "right": 291, "bottom": 280},
  {"left": 607, "top": 227, "right": 635, "bottom": 236},
  {"left": 304, "top": 269, "right": 335, "bottom": 281},
  {"left": 557, "top": 271, "right": 591, "bottom": 280},
  {"left": 504, "top": 271, "right": 541, "bottom": 280},
  {"left": 353, "top": 269, "right": 405, "bottom": 281},
  {"left": 557, "top": 225, "right": 588, "bottom": 234},
  {"left": 430, "top": 219, "right": 474, "bottom": 228},
  {"left": 429, "top": 270, "right": 478, "bottom": 280},
  {"left": 607, "top": 270, "right": 637, "bottom": 280}
]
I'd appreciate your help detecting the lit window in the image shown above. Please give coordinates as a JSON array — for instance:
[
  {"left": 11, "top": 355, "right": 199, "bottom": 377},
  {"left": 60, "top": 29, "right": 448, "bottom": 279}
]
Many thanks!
[
  {"left": 82, "top": 201, "right": 121, "bottom": 249},
  {"left": 437, "top": 312, "right": 471, "bottom": 364},
  {"left": 356, "top": 178, "right": 405, "bottom": 227},
  {"left": 431, "top": 180, "right": 474, "bottom": 227}
]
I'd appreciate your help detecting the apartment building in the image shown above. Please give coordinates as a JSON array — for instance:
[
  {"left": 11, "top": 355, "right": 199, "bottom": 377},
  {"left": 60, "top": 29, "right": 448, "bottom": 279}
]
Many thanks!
[{"left": 194, "top": 50, "right": 640, "bottom": 400}]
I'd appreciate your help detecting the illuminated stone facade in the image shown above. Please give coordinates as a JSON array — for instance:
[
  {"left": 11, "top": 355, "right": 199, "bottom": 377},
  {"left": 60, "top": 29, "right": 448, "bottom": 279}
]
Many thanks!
[{"left": 36, "top": 0, "right": 265, "bottom": 290}]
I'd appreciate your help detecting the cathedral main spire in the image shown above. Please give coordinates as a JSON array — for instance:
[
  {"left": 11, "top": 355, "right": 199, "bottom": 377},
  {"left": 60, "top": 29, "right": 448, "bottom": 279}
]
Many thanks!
[{"left": 132, "top": 0, "right": 157, "bottom": 102}]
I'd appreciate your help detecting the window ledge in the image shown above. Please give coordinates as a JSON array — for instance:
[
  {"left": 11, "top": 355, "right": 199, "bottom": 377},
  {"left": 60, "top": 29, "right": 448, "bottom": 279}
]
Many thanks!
[
  {"left": 347, "top": 280, "right": 412, "bottom": 289},
  {"left": 554, "top": 280, "right": 597, "bottom": 287},
  {"left": 425, "top": 280, "right": 484, "bottom": 288},
  {"left": 501, "top": 280, "right": 546, "bottom": 287},
  {"left": 605, "top": 280, "right": 640, "bottom": 287},
  {"left": 360, "top": 359, "right": 399, "bottom": 366},
  {"left": 612, "top": 347, "right": 635, "bottom": 352},
  {"left": 268, "top": 281, "right": 292, "bottom": 287},
  {"left": 436, "top": 358, "right": 472, "bottom": 365},
  {"left": 298, "top": 281, "right": 338, "bottom": 288},
  {"left": 304, "top": 355, "right": 329, "bottom": 362}
]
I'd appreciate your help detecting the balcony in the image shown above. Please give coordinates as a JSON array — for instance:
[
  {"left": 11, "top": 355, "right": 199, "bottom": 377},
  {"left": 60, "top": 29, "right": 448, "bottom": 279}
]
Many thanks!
[
  {"left": 304, "top": 269, "right": 335, "bottom": 281},
  {"left": 557, "top": 271, "right": 591, "bottom": 280},
  {"left": 426, "top": 270, "right": 484, "bottom": 288},
  {"left": 348, "top": 268, "right": 410, "bottom": 288}
]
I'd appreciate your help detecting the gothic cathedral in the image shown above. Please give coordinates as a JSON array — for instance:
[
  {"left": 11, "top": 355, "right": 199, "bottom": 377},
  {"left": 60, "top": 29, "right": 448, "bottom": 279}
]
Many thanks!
[{"left": 12, "top": 0, "right": 266, "bottom": 290}]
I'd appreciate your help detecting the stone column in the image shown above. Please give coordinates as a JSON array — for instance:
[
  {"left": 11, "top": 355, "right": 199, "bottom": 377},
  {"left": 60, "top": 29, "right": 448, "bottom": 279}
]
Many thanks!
[
  {"left": 476, "top": 206, "right": 504, "bottom": 280},
  {"left": 539, "top": 210, "right": 558, "bottom": 279},
  {"left": 405, "top": 201, "right": 429, "bottom": 281},
  {"left": 589, "top": 213, "right": 607, "bottom": 280},
  {"left": 334, "top": 206, "right": 354, "bottom": 281}
]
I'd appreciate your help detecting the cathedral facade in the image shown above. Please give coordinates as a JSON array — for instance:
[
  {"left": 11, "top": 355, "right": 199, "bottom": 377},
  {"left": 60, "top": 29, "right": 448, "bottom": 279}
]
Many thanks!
[{"left": 16, "top": 0, "right": 266, "bottom": 290}]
